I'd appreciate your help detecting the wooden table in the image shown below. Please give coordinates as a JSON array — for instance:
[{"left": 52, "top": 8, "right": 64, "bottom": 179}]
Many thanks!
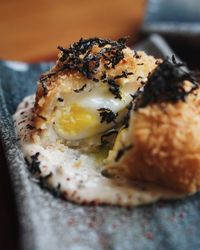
[
  {"left": 0, "top": 0, "right": 146, "bottom": 62},
  {"left": 0, "top": 1, "right": 200, "bottom": 249}
]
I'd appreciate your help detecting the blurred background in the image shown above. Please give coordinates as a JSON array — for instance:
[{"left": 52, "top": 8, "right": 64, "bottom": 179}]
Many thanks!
[{"left": 0, "top": 0, "right": 145, "bottom": 62}]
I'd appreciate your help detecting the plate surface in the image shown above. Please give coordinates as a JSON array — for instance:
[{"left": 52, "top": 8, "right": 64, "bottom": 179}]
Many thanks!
[{"left": 1, "top": 35, "right": 200, "bottom": 250}]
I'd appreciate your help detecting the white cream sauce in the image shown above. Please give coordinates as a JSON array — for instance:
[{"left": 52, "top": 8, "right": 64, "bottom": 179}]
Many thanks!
[{"left": 13, "top": 95, "right": 184, "bottom": 206}]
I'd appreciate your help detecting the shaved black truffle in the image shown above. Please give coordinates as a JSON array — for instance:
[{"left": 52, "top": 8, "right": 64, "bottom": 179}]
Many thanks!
[
  {"left": 57, "top": 37, "right": 127, "bottom": 78},
  {"left": 98, "top": 108, "right": 118, "bottom": 124},
  {"left": 135, "top": 57, "right": 199, "bottom": 109},
  {"left": 29, "top": 152, "right": 41, "bottom": 175},
  {"left": 105, "top": 78, "right": 122, "bottom": 99},
  {"left": 39, "top": 37, "right": 131, "bottom": 98},
  {"left": 114, "top": 70, "right": 133, "bottom": 80}
]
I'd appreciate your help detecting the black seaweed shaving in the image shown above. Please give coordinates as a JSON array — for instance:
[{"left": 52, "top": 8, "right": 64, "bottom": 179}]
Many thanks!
[
  {"left": 115, "top": 144, "right": 133, "bottom": 161},
  {"left": 30, "top": 152, "right": 41, "bottom": 175},
  {"left": 135, "top": 56, "right": 199, "bottom": 109},
  {"left": 40, "top": 37, "right": 130, "bottom": 98},
  {"left": 105, "top": 78, "right": 122, "bottom": 99},
  {"left": 98, "top": 108, "right": 118, "bottom": 124}
]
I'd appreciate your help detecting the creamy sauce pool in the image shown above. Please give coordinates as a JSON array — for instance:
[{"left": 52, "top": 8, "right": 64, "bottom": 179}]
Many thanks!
[{"left": 13, "top": 95, "right": 184, "bottom": 206}]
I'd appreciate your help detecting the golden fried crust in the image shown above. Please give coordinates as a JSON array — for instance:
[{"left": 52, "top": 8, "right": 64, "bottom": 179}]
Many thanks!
[
  {"left": 33, "top": 47, "right": 157, "bottom": 130},
  {"left": 111, "top": 89, "right": 200, "bottom": 193}
]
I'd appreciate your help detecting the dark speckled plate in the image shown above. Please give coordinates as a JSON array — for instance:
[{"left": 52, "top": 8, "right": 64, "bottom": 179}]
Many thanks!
[{"left": 1, "top": 35, "right": 200, "bottom": 250}]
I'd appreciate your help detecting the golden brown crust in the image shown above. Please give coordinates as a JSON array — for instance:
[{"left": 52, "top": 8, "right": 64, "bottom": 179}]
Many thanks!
[
  {"left": 33, "top": 46, "right": 157, "bottom": 132},
  {"left": 107, "top": 88, "right": 200, "bottom": 193}
]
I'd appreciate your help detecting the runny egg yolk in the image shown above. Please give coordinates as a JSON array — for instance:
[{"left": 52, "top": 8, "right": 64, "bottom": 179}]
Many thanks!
[{"left": 56, "top": 104, "right": 99, "bottom": 140}]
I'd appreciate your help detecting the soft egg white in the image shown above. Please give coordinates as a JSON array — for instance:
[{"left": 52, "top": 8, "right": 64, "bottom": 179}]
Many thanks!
[{"left": 53, "top": 80, "right": 137, "bottom": 141}]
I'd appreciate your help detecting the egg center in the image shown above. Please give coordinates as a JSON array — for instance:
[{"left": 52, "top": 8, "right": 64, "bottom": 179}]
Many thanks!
[
  {"left": 56, "top": 104, "right": 99, "bottom": 138},
  {"left": 53, "top": 79, "right": 137, "bottom": 141}
]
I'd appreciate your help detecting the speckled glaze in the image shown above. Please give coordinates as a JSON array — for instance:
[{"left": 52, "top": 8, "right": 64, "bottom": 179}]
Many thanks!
[{"left": 1, "top": 35, "right": 200, "bottom": 250}]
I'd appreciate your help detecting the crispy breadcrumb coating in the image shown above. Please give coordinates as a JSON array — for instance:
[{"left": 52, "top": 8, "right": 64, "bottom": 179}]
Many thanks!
[
  {"left": 33, "top": 38, "right": 157, "bottom": 136},
  {"left": 106, "top": 59, "right": 200, "bottom": 193}
]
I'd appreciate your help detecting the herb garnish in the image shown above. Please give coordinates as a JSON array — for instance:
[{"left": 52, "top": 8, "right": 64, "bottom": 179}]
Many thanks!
[
  {"left": 114, "top": 70, "right": 133, "bottom": 80},
  {"left": 98, "top": 108, "right": 118, "bottom": 124},
  {"left": 106, "top": 78, "right": 122, "bottom": 99}
]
